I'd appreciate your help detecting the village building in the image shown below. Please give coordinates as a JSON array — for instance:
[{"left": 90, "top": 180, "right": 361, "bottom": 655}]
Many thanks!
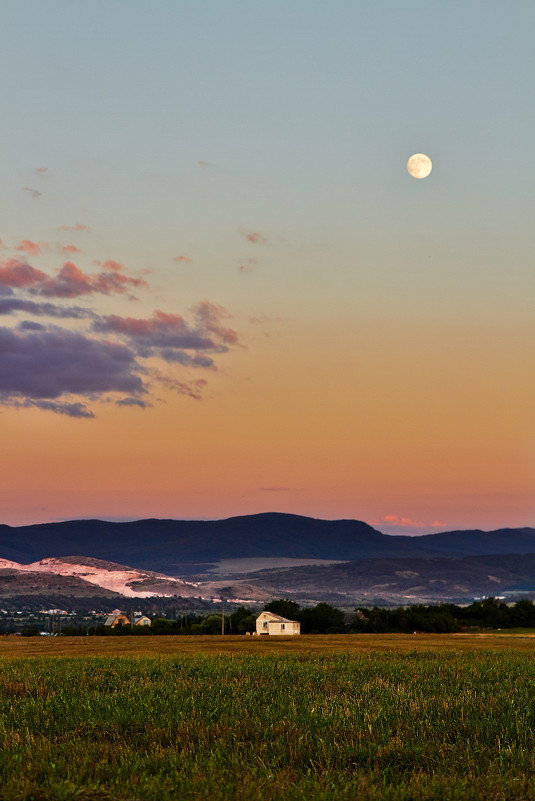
[
  {"left": 255, "top": 611, "right": 300, "bottom": 636},
  {"left": 104, "top": 611, "right": 152, "bottom": 627},
  {"left": 105, "top": 612, "right": 131, "bottom": 627}
]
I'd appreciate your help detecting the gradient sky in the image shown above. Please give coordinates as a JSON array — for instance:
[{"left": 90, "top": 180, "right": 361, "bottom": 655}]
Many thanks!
[{"left": 1, "top": 1, "right": 534, "bottom": 533}]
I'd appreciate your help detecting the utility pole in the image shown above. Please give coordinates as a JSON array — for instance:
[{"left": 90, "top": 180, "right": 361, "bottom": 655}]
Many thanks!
[{"left": 221, "top": 605, "right": 225, "bottom": 636}]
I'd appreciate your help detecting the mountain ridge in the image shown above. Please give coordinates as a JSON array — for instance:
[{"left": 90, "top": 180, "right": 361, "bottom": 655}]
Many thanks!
[{"left": 1, "top": 514, "right": 534, "bottom": 575}]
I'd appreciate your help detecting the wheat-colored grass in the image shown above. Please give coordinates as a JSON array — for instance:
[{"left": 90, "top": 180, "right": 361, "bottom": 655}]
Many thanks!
[{"left": 1, "top": 631, "right": 535, "bottom": 657}]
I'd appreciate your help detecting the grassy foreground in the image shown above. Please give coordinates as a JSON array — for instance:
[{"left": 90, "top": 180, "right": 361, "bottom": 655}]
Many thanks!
[{"left": 2, "top": 641, "right": 535, "bottom": 800}]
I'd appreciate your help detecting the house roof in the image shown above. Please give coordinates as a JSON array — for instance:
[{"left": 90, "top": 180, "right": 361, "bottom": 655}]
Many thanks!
[
  {"left": 104, "top": 613, "right": 129, "bottom": 626},
  {"left": 258, "top": 611, "right": 298, "bottom": 624}
]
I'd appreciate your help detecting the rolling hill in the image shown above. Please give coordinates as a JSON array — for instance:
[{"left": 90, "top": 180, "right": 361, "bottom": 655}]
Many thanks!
[{"left": 248, "top": 552, "right": 535, "bottom": 606}]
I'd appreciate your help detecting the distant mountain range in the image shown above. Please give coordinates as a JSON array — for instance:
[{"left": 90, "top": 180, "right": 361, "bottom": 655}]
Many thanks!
[
  {"left": 2, "top": 512, "right": 535, "bottom": 573},
  {"left": 1, "top": 513, "right": 535, "bottom": 607}
]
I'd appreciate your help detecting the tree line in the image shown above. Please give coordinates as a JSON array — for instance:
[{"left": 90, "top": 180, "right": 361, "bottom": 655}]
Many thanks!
[
  {"left": 53, "top": 596, "right": 535, "bottom": 636},
  {"left": 266, "top": 597, "right": 535, "bottom": 634}
]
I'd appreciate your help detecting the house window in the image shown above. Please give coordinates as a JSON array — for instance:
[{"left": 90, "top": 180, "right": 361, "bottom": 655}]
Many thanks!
[
  {"left": 263, "top": 621, "right": 268, "bottom": 628},
  {"left": 281, "top": 623, "right": 285, "bottom": 630}
]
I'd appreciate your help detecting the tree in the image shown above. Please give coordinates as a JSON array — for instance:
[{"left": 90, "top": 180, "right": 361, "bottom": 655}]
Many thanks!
[
  {"left": 190, "top": 614, "right": 225, "bottom": 635},
  {"left": 264, "top": 600, "right": 301, "bottom": 620},
  {"left": 230, "top": 607, "right": 256, "bottom": 634},
  {"left": 299, "top": 603, "right": 346, "bottom": 634}
]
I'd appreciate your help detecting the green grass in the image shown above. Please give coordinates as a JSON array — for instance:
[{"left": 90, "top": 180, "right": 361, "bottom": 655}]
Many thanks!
[{"left": 1, "top": 650, "right": 535, "bottom": 800}]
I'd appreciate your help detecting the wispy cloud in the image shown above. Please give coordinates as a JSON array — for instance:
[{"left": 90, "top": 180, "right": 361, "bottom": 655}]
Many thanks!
[
  {"left": 60, "top": 244, "right": 81, "bottom": 254},
  {"left": 93, "top": 303, "right": 239, "bottom": 357},
  {"left": 19, "top": 399, "right": 95, "bottom": 418},
  {"left": 240, "top": 228, "right": 267, "bottom": 245},
  {"left": 173, "top": 255, "right": 192, "bottom": 263},
  {"left": 58, "top": 223, "right": 92, "bottom": 233},
  {"left": 153, "top": 372, "right": 208, "bottom": 400},
  {"left": 34, "top": 167, "right": 49, "bottom": 177},
  {"left": 17, "top": 240, "right": 47, "bottom": 256},
  {"left": 22, "top": 187, "right": 42, "bottom": 198},
  {"left": 102, "top": 259, "right": 125, "bottom": 272},
  {"left": 239, "top": 258, "right": 259, "bottom": 273},
  {"left": 116, "top": 397, "right": 148, "bottom": 409},
  {"left": 370, "top": 514, "right": 447, "bottom": 530},
  {"left": 0, "top": 258, "right": 147, "bottom": 298},
  {"left": 194, "top": 300, "right": 239, "bottom": 345},
  {"left": 197, "top": 161, "right": 212, "bottom": 167},
  {"left": 0, "top": 297, "right": 94, "bottom": 319}
]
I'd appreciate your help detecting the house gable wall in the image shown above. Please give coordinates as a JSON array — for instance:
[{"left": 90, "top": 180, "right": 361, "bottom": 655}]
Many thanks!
[{"left": 255, "top": 611, "right": 300, "bottom": 636}]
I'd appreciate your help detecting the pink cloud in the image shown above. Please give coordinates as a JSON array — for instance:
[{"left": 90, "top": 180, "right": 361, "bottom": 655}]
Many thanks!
[
  {"left": 60, "top": 244, "right": 81, "bottom": 254},
  {"left": 197, "top": 161, "right": 212, "bottom": 167},
  {"left": 101, "top": 259, "right": 126, "bottom": 272},
  {"left": 0, "top": 259, "right": 48, "bottom": 288},
  {"left": 96, "top": 310, "right": 187, "bottom": 338},
  {"left": 0, "top": 239, "right": 5, "bottom": 249},
  {"left": 17, "top": 240, "right": 48, "bottom": 256},
  {"left": 94, "top": 309, "right": 213, "bottom": 351},
  {"left": 239, "top": 258, "right": 259, "bottom": 273},
  {"left": 240, "top": 228, "right": 267, "bottom": 245},
  {"left": 22, "top": 187, "right": 42, "bottom": 198},
  {"left": 193, "top": 300, "right": 239, "bottom": 345},
  {"left": 34, "top": 167, "right": 48, "bottom": 176},
  {"left": 58, "top": 223, "right": 92, "bottom": 233},
  {"left": 370, "top": 514, "right": 446, "bottom": 530},
  {"left": 41, "top": 262, "right": 147, "bottom": 298},
  {"left": 93, "top": 305, "right": 239, "bottom": 367},
  {"left": 0, "top": 258, "right": 147, "bottom": 298},
  {"left": 173, "top": 255, "right": 192, "bottom": 263}
]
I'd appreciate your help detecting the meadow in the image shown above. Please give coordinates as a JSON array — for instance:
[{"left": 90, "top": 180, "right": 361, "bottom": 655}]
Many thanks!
[{"left": 1, "top": 635, "right": 535, "bottom": 800}]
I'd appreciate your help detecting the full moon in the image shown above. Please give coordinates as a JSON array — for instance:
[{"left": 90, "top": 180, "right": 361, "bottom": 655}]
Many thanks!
[{"left": 407, "top": 153, "right": 432, "bottom": 179}]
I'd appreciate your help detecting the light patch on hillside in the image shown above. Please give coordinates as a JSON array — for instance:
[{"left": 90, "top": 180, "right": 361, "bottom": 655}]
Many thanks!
[
  {"left": 1, "top": 557, "right": 200, "bottom": 598},
  {"left": 207, "top": 557, "right": 349, "bottom": 575}
]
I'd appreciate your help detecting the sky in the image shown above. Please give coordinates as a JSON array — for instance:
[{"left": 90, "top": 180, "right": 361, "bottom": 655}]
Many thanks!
[{"left": 1, "top": 1, "right": 534, "bottom": 533}]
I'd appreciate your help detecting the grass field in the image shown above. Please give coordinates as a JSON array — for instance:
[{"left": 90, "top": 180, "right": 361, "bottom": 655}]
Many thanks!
[
  {"left": 2, "top": 635, "right": 535, "bottom": 800},
  {"left": 2, "top": 632, "right": 535, "bottom": 657}
]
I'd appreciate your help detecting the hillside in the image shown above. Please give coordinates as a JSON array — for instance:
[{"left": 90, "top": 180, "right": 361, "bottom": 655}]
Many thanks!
[
  {"left": 0, "top": 556, "right": 201, "bottom": 600},
  {"left": 250, "top": 552, "right": 535, "bottom": 605}
]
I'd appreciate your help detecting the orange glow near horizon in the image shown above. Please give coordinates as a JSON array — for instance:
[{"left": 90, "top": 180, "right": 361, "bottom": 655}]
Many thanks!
[{"left": 2, "top": 318, "right": 534, "bottom": 530}]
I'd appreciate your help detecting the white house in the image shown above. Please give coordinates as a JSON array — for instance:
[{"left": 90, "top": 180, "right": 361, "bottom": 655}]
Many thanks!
[{"left": 256, "top": 611, "right": 300, "bottom": 636}]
